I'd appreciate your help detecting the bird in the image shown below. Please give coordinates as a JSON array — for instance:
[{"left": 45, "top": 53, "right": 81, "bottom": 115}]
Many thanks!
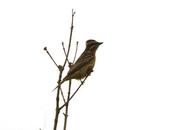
[{"left": 54, "top": 39, "right": 103, "bottom": 90}]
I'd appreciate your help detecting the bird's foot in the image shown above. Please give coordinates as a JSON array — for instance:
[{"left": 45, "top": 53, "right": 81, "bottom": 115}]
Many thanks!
[
  {"left": 68, "top": 62, "right": 73, "bottom": 68},
  {"left": 80, "top": 79, "right": 84, "bottom": 84},
  {"left": 87, "top": 69, "right": 94, "bottom": 76}
]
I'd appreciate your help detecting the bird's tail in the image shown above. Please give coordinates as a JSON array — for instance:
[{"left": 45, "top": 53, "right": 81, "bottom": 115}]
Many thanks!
[{"left": 52, "top": 80, "right": 65, "bottom": 92}]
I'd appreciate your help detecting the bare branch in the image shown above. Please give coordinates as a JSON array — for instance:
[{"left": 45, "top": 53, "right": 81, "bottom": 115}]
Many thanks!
[
  {"left": 61, "top": 9, "right": 76, "bottom": 130},
  {"left": 61, "top": 42, "right": 70, "bottom": 64},
  {"left": 60, "top": 88, "right": 66, "bottom": 103},
  {"left": 53, "top": 9, "right": 76, "bottom": 130},
  {"left": 44, "top": 47, "right": 59, "bottom": 69},
  {"left": 44, "top": 46, "right": 66, "bottom": 103},
  {"left": 72, "top": 41, "right": 79, "bottom": 63},
  {"left": 72, "top": 9, "right": 76, "bottom": 16},
  {"left": 63, "top": 80, "right": 72, "bottom": 130},
  {"left": 61, "top": 42, "right": 67, "bottom": 56},
  {"left": 59, "top": 74, "right": 89, "bottom": 111},
  {"left": 62, "top": 10, "right": 75, "bottom": 68}
]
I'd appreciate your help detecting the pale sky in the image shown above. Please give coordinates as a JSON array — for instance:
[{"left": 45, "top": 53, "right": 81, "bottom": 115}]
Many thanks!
[{"left": 0, "top": 0, "right": 175, "bottom": 130}]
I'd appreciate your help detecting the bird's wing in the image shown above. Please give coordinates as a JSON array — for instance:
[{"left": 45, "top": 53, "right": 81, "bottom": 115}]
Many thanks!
[{"left": 67, "top": 52, "right": 94, "bottom": 75}]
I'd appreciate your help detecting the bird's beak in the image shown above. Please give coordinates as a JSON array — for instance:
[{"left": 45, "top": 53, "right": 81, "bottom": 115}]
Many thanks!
[{"left": 98, "top": 42, "right": 103, "bottom": 45}]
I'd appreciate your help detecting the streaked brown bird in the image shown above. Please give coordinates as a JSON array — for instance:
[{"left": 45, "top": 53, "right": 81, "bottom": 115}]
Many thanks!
[{"left": 57, "top": 39, "right": 103, "bottom": 88}]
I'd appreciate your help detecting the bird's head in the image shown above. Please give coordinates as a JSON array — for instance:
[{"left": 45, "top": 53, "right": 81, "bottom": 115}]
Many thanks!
[{"left": 85, "top": 39, "right": 103, "bottom": 51}]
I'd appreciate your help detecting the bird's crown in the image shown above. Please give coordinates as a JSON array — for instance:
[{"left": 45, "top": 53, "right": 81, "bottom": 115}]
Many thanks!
[
  {"left": 86, "top": 39, "right": 98, "bottom": 47},
  {"left": 86, "top": 39, "right": 97, "bottom": 43}
]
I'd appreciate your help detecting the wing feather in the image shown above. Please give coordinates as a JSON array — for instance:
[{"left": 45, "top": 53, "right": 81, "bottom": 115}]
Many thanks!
[{"left": 67, "top": 52, "right": 93, "bottom": 75}]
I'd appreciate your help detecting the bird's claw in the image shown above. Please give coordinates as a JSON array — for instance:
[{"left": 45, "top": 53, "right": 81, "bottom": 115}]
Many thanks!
[
  {"left": 80, "top": 79, "right": 84, "bottom": 84},
  {"left": 68, "top": 62, "right": 73, "bottom": 68},
  {"left": 87, "top": 69, "right": 94, "bottom": 76}
]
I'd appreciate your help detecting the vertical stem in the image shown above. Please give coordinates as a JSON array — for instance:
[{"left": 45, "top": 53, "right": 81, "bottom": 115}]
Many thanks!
[
  {"left": 63, "top": 80, "right": 72, "bottom": 130},
  {"left": 53, "top": 70, "right": 63, "bottom": 130},
  {"left": 72, "top": 41, "right": 79, "bottom": 64},
  {"left": 61, "top": 10, "right": 75, "bottom": 130},
  {"left": 65, "top": 10, "right": 75, "bottom": 66},
  {"left": 53, "top": 87, "right": 60, "bottom": 130},
  {"left": 59, "top": 74, "right": 89, "bottom": 111},
  {"left": 53, "top": 9, "right": 75, "bottom": 130}
]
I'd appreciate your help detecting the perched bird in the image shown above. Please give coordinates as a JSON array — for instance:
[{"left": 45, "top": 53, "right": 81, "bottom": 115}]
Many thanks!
[{"left": 56, "top": 39, "right": 102, "bottom": 89}]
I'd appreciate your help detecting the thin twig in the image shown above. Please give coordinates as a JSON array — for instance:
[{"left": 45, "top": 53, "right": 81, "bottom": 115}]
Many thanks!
[
  {"left": 63, "top": 80, "right": 72, "bottom": 130},
  {"left": 62, "top": 9, "right": 75, "bottom": 68},
  {"left": 62, "top": 42, "right": 67, "bottom": 56},
  {"left": 43, "top": 47, "right": 66, "bottom": 103},
  {"left": 44, "top": 47, "right": 59, "bottom": 68},
  {"left": 44, "top": 47, "right": 66, "bottom": 103},
  {"left": 59, "top": 74, "right": 89, "bottom": 111},
  {"left": 60, "top": 88, "right": 66, "bottom": 103},
  {"left": 72, "top": 41, "right": 79, "bottom": 63},
  {"left": 62, "top": 42, "right": 70, "bottom": 64},
  {"left": 53, "top": 73, "right": 62, "bottom": 130},
  {"left": 62, "top": 9, "right": 75, "bottom": 130}
]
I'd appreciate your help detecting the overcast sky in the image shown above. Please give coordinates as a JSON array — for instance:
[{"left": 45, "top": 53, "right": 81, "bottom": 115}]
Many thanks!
[{"left": 0, "top": 0, "right": 175, "bottom": 130}]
